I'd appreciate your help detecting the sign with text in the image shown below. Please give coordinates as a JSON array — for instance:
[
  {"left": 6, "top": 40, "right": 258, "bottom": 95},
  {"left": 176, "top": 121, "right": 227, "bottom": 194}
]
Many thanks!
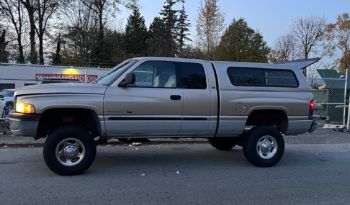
[{"left": 35, "top": 74, "right": 98, "bottom": 82}]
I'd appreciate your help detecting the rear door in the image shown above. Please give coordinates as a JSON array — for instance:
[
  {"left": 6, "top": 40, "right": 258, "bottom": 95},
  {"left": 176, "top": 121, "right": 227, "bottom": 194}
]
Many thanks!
[{"left": 176, "top": 62, "right": 214, "bottom": 136}]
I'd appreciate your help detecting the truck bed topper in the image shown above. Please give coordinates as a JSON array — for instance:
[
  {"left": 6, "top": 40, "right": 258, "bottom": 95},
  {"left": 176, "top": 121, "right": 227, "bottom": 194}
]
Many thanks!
[{"left": 278, "top": 58, "right": 320, "bottom": 70}]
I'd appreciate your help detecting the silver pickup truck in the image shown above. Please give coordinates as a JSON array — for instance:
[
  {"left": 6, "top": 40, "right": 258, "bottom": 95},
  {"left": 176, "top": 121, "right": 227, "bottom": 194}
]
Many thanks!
[{"left": 10, "top": 57, "right": 317, "bottom": 175}]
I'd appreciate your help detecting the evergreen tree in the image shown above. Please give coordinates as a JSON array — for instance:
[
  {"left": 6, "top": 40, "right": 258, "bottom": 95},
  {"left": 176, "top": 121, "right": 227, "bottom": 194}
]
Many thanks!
[
  {"left": 0, "top": 29, "right": 9, "bottom": 62},
  {"left": 215, "top": 18, "right": 270, "bottom": 62},
  {"left": 176, "top": 4, "right": 191, "bottom": 54},
  {"left": 103, "top": 29, "right": 127, "bottom": 65},
  {"left": 159, "top": 0, "right": 180, "bottom": 56},
  {"left": 148, "top": 17, "right": 167, "bottom": 56},
  {"left": 125, "top": 6, "right": 148, "bottom": 56}
]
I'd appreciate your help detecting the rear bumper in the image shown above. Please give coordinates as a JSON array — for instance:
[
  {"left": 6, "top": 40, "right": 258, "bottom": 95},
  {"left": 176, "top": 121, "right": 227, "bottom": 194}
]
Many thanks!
[
  {"left": 9, "top": 112, "right": 40, "bottom": 137},
  {"left": 309, "top": 120, "right": 317, "bottom": 133},
  {"left": 287, "top": 119, "right": 316, "bottom": 135}
]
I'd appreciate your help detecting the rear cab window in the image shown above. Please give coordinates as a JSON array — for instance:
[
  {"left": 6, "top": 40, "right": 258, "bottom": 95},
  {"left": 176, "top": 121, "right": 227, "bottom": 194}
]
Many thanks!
[
  {"left": 176, "top": 62, "right": 207, "bottom": 89},
  {"left": 227, "top": 67, "right": 299, "bottom": 88}
]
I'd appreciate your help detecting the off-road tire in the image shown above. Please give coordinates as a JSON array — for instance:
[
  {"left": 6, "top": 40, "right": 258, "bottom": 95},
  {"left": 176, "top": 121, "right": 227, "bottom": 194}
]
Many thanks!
[
  {"left": 243, "top": 126, "right": 284, "bottom": 167},
  {"left": 43, "top": 125, "right": 96, "bottom": 175}
]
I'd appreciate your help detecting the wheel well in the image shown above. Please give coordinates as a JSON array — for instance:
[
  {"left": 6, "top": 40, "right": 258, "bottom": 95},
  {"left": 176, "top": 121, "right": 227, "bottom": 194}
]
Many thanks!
[
  {"left": 246, "top": 110, "right": 288, "bottom": 133},
  {"left": 36, "top": 108, "right": 101, "bottom": 139}
]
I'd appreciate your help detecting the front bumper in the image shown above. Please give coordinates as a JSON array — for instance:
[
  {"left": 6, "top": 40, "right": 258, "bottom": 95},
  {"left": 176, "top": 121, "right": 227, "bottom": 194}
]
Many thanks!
[{"left": 9, "top": 111, "right": 40, "bottom": 137}]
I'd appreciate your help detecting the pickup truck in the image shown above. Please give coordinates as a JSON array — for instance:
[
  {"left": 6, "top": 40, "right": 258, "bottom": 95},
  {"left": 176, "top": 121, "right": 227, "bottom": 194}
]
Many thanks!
[{"left": 9, "top": 57, "right": 318, "bottom": 175}]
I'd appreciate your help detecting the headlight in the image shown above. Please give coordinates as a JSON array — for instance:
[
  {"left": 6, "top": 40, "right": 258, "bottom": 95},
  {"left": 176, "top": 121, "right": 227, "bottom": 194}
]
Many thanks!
[{"left": 16, "top": 102, "right": 36, "bottom": 114}]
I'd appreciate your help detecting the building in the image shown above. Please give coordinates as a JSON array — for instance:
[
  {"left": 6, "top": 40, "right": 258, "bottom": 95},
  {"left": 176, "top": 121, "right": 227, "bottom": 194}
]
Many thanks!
[{"left": 0, "top": 63, "right": 108, "bottom": 90}]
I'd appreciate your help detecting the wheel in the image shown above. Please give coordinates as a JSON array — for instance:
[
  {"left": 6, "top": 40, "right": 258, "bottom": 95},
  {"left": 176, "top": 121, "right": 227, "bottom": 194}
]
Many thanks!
[
  {"left": 43, "top": 125, "right": 96, "bottom": 175},
  {"left": 243, "top": 126, "right": 284, "bottom": 167},
  {"left": 208, "top": 138, "right": 237, "bottom": 151}
]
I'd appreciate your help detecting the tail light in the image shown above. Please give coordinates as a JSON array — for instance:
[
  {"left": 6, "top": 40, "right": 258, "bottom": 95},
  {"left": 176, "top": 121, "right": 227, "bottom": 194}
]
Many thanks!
[
  {"left": 310, "top": 100, "right": 315, "bottom": 111},
  {"left": 309, "top": 100, "right": 315, "bottom": 119}
]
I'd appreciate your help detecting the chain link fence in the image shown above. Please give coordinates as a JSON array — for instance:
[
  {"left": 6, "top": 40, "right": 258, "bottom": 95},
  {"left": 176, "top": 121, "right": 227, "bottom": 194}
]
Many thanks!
[
  {"left": 0, "top": 87, "right": 13, "bottom": 135},
  {"left": 133, "top": 69, "right": 154, "bottom": 87},
  {"left": 308, "top": 75, "right": 349, "bottom": 129},
  {"left": 0, "top": 83, "right": 16, "bottom": 90},
  {"left": 0, "top": 120, "right": 10, "bottom": 135}
]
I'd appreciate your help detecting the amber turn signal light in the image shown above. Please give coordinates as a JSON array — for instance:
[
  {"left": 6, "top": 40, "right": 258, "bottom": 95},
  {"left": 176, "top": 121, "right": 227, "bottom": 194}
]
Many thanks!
[{"left": 16, "top": 102, "right": 36, "bottom": 114}]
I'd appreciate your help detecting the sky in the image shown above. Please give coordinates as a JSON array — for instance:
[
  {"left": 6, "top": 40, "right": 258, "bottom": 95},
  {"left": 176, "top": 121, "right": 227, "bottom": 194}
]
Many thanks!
[{"left": 118, "top": 0, "right": 347, "bottom": 47}]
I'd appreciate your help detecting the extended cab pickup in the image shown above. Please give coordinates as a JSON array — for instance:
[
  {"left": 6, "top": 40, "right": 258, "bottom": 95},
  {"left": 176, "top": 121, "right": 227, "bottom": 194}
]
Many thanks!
[{"left": 10, "top": 57, "right": 318, "bottom": 175}]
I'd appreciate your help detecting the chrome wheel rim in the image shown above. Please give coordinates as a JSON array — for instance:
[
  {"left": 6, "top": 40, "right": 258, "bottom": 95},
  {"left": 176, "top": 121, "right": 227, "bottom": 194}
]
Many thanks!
[
  {"left": 256, "top": 135, "right": 278, "bottom": 160},
  {"left": 55, "top": 138, "right": 85, "bottom": 166}
]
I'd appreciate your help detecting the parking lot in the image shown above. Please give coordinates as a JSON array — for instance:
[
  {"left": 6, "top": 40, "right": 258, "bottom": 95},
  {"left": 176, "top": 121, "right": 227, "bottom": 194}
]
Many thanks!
[{"left": 1, "top": 129, "right": 350, "bottom": 205}]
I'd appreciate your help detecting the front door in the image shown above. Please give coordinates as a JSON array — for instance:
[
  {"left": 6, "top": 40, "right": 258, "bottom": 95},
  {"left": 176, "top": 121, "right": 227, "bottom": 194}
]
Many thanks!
[{"left": 104, "top": 60, "right": 183, "bottom": 136}]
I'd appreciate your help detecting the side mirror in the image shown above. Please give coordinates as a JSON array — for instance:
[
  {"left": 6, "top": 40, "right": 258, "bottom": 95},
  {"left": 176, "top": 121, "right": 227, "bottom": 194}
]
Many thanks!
[{"left": 118, "top": 73, "right": 135, "bottom": 87}]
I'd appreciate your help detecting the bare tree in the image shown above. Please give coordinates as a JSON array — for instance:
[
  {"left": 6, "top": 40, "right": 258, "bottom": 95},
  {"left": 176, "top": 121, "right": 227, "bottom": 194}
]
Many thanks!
[
  {"left": 80, "top": 0, "right": 136, "bottom": 58},
  {"left": 290, "top": 16, "right": 325, "bottom": 59},
  {"left": 34, "top": 0, "right": 66, "bottom": 64},
  {"left": 20, "top": 0, "right": 37, "bottom": 64},
  {"left": 196, "top": 0, "right": 224, "bottom": 59},
  {"left": 269, "top": 34, "right": 297, "bottom": 63},
  {"left": 324, "top": 13, "right": 350, "bottom": 72},
  {"left": 0, "top": 29, "right": 9, "bottom": 62},
  {"left": 62, "top": 0, "right": 95, "bottom": 58},
  {"left": 80, "top": 0, "right": 108, "bottom": 56},
  {"left": 0, "top": 0, "right": 26, "bottom": 63}
]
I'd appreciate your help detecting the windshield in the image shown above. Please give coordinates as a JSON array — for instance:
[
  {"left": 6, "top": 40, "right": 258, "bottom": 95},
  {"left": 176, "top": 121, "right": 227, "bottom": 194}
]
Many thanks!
[{"left": 95, "top": 59, "right": 138, "bottom": 85}]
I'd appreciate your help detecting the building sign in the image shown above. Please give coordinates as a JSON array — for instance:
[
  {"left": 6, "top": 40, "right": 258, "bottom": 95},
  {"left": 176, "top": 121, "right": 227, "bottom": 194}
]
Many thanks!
[{"left": 35, "top": 73, "right": 98, "bottom": 82}]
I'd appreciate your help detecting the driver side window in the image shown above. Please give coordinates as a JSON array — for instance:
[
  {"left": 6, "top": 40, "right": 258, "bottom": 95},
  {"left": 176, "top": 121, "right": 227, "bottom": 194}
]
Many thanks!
[{"left": 131, "top": 61, "right": 176, "bottom": 88}]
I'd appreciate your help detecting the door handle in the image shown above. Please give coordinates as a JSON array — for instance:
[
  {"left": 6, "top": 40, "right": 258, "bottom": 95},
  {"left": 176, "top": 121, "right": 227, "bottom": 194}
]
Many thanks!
[{"left": 170, "top": 95, "right": 181, "bottom": 100}]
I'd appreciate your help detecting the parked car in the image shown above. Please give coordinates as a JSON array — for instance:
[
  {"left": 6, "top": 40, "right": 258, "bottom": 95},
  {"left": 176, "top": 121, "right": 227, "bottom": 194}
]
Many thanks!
[
  {"left": 10, "top": 57, "right": 318, "bottom": 175},
  {"left": 0, "top": 89, "right": 15, "bottom": 119}
]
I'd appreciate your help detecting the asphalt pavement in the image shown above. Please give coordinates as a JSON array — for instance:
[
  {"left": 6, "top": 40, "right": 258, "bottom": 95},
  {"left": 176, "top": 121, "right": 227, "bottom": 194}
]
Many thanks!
[
  {"left": 1, "top": 128, "right": 350, "bottom": 204},
  {"left": 1, "top": 143, "right": 350, "bottom": 205}
]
